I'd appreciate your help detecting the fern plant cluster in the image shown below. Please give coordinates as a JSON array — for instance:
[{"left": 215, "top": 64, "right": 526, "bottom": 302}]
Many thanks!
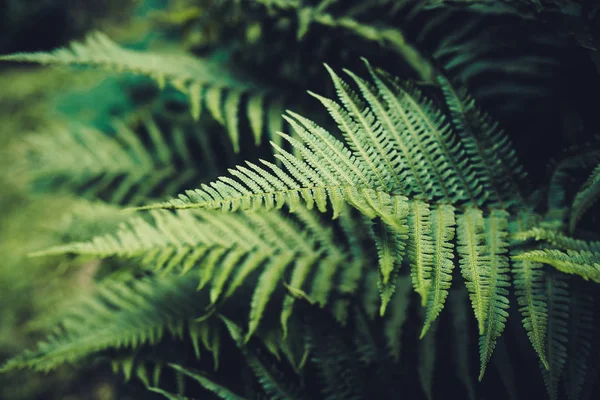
[{"left": 1, "top": 1, "right": 600, "bottom": 400}]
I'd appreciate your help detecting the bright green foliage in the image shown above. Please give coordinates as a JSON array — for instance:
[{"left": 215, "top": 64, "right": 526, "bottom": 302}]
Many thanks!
[
  {"left": 478, "top": 209, "right": 510, "bottom": 381},
  {"left": 1, "top": 20, "right": 599, "bottom": 397},
  {"left": 420, "top": 204, "right": 455, "bottom": 337},
  {"left": 19, "top": 61, "right": 576, "bottom": 386},
  {"left": 28, "top": 208, "right": 372, "bottom": 342}
]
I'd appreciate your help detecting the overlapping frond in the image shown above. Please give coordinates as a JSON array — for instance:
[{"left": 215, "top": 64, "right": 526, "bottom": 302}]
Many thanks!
[
  {"left": 167, "top": 364, "right": 248, "bottom": 400},
  {"left": 513, "top": 227, "right": 600, "bottom": 253},
  {"left": 0, "top": 274, "right": 216, "bottom": 372},
  {"left": 30, "top": 207, "right": 373, "bottom": 342},
  {"left": 570, "top": 164, "right": 600, "bottom": 233},
  {"left": 438, "top": 76, "right": 527, "bottom": 207},
  {"left": 513, "top": 249, "right": 600, "bottom": 284},
  {"left": 0, "top": 32, "right": 282, "bottom": 151},
  {"left": 510, "top": 216, "right": 549, "bottom": 370},
  {"left": 125, "top": 65, "right": 528, "bottom": 370},
  {"left": 477, "top": 210, "right": 510, "bottom": 380},
  {"left": 17, "top": 119, "right": 203, "bottom": 205}
]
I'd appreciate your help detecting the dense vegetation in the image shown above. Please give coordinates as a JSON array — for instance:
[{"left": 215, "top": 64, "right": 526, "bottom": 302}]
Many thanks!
[{"left": 0, "top": 1, "right": 599, "bottom": 399}]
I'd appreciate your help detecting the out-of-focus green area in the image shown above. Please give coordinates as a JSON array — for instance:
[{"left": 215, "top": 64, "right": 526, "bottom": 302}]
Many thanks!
[{"left": 0, "top": 2, "right": 145, "bottom": 398}]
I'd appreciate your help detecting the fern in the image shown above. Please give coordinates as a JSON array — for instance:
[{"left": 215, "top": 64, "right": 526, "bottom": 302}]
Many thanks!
[
  {"left": 570, "top": 164, "right": 600, "bottom": 233},
  {"left": 29, "top": 207, "right": 375, "bottom": 342},
  {"left": 0, "top": 274, "right": 217, "bottom": 372},
  {"left": 168, "top": 364, "right": 248, "bottom": 400},
  {"left": 16, "top": 119, "right": 212, "bottom": 205},
  {"left": 0, "top": 32, "right": 283, "bottom": 151},
  {"left": 513, "top": 249, "right": 600, "bottom": 284},
  {"left": 116, "top": 63, "right": 550, "bottom": 376}
]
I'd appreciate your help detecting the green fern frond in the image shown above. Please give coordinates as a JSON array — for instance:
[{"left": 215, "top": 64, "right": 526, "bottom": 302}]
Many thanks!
[
  {"left": 437, "top": 75, "right": 527, "bottom": 207},
  {"left": 131, "top": 63, "right": 524, "bottom": 329},
  {"left": 513, "top": 227, "right": 600, "bottom": 253},
  {"left": 509, "top": 212, "right": 550, "bottom": 370},
  {"left": 136, "top": 63, "right": 506, "bottom": 215},
  {"left": 457, "top": 207, "right": 490, "bottom": 334},
  {"left": 420, "top": 204, "right": 456, "bottom": 337},
  {"left": 513, "top": 249, "right": 600, "bottom": 284},
  {"left": 31, "top": 207, "right": 378, "bottom": 342},
  {"left": 478, "top": 209, "right": 510, "bottom": 381},
  {"left": 570, "top": 164, "right": 600, "bottom": 233},
  {"left": 0, "top": 274, "right": 214, "bottom": 372},
  {"left": 17, "top": 120, "right": 204, "bottom": 205},
  {"left": 407, "top": 200, "right": 434, "bottom": 305},
  {"left": 0, "top": 32, "right": 281, "bottom": 151},
  {"left": 168, "top": 364, "right": 248, "bottom": 400}
]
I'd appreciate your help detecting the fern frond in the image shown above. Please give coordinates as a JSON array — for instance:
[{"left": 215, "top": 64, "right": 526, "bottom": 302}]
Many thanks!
[
  {"left": 421, "top": 204, "right": 456, "bottom": 337},
  {"left": 0, "top": 32, "right": 281, "bottom": 150},
  {"left": 18, "top": 120, "right": 206, "bottom": 205},
  {"left": 513, "top": 249, "right": 600, "bottom": 284},
  {"left": 437, "top": 75, "right": 527, "bottom": 207},
  {"left": 457, "top": 207, "right": 490, "bottom": 334},
  {"left": 137, "top": 62, "right": 508, "bottom": 214},
  {"left": 0, "top": 274, "right": 214, "bottom": 372},
  {"left": 510, "top": 215, "right": 549, "bottom": 370},
  {"left": 31, "top": 207, "right": 380, "bottom": 342},
  {"left": 478, "top": 209, "right": 510, "bottom": 381},
  {"left": 513, "top": 227, "right": 600, "bottom": 253},
  {"left": 407, "top": 200, "right": 434, "bottom": 305},
  {"left": 570, "top": 164, "right": 600, "bottom": 233},
  {"left": 168, "top": 364, "right": 248, "bottom": 400}
]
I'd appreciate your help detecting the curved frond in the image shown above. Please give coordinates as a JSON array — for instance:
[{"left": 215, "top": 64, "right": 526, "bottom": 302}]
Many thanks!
[
  {"left": 570, "top": 164, "right": 600, "bottom": 233},
  {"left": 513, "top": 249, "right": 600, "bottom": 284},
  {"left": 168, "top": 364, "right": 249, "bottom": 400},
  {"left": 0, "top": 32, "right": 282, "bottom": 150}
]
